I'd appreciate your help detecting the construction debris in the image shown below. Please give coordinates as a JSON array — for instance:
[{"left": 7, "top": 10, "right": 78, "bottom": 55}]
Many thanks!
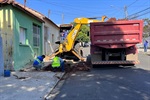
[
  {"left": 13, "top": 74, "right": 28, "bottom": 79},
  {"left": 72, "top": 62, "right": 91, "bottom": 71},
  {"left": 44, "top": 56, "right": 51, "bottom": 62},
  {"left": 106, "top": 17, "right": 128, "bottom": 22},
  {"left": 43, "top": 61, "right": 91, "bottom": 73},
  {"left": 106, "top": 17, "right": 116, "bottom": 22}
]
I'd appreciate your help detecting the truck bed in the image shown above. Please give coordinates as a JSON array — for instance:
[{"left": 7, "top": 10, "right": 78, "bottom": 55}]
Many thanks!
[{"left": 90, "top": 20, "right": 143, "bottom": 49}]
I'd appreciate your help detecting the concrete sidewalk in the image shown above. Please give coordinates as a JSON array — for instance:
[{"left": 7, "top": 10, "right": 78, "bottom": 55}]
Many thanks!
[
  {"left": 0, "top": 62, "right": 65, "bottom": 100},
  {"left": 138, "top": 48, "right": 150, "bottom": 54}
]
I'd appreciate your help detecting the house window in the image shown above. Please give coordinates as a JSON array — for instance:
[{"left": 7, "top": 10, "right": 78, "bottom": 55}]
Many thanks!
[
  {"left": 33, "top": 24, "right": 40, "bottom": 46},
  {"left": 19, "top": 27, "right": 27, "bottom": 44},
  {"left": 44, "top": 26, "right": 48, "bottom": 40}
]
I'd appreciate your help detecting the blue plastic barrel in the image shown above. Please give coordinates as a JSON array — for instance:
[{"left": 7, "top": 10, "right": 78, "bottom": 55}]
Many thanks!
[{"left": 4, "top": 70, "right": 11, "bottom": 77}]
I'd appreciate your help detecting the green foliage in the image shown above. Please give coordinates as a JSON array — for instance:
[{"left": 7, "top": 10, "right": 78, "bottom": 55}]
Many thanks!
[
  {"left": 80, "top": 25, "right": 90, "bottom": 34},
  {"left": 143, "top": 33, "right": 149, "bottom": 38},
  {"left": 143, "top": 18, "right": 150, "bottom": 38},
  {"left": 76, "top": 24, "right": 90, "bottom": 42}
]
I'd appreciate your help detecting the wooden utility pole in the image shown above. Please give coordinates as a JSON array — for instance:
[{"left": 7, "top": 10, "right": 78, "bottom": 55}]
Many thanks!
[
  {"left": 24, "top": 0, "right": 26, "bottom": 8},
  {"left": 48, "top": 10, "right": 50, "bottom": 18},
  {"left": 124, "top": 5, "right": 128, "bottom": 19},
  {"left": 62, "top": 13, "right": 64, "bottom": 24}
]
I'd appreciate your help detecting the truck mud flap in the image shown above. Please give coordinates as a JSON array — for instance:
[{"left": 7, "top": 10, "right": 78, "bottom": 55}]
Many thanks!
[{"left": 92, "top": 61, "right": 140, "bottom": 65}]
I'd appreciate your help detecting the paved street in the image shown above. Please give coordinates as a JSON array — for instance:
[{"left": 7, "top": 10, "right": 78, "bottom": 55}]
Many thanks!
[{"left": 52, "top": 47, "right": 150, "bottom": 100}]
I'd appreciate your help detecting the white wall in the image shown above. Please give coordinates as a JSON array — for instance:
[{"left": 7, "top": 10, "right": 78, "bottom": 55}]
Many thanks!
[{"left": 43, "top": 20, "right": 60, "bottom": 56}]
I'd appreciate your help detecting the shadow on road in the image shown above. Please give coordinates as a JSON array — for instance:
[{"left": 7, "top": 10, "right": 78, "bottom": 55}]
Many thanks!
[
  {"left": 147, "top": 54, "right": 150, "bottom": 56},
  {"left": 92, "top": 64, "right": 134, "bottom": 69},
  {"left": 54, "top": 65, "right": 150, "bottom": 100}
]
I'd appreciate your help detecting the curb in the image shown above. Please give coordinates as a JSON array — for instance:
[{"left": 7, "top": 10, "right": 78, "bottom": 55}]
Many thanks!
[{"left": 44, "top": 72, "right": 66, "bottom": 100}]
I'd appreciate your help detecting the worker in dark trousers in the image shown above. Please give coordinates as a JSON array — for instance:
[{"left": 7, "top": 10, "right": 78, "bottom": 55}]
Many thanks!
[
  {"left": 144, "top": 40, "right": 148, "bottom": 52},
  {"left": 33, "top": 55, "right": 45, "bottom": 70},
  {"left": 51, "top": 56, "right": 64, "bottom": 72}
]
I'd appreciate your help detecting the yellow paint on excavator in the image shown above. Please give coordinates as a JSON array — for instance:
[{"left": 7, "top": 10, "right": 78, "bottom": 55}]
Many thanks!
[{"left": 49, "top": 16, "right": 107, "bottom": 61}]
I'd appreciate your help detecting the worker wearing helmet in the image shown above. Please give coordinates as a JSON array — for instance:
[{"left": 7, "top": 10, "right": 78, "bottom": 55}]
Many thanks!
[
  {"left": 33, "top": 55, "right": 45, "bottom": 70},
  {"left": 52, "top": 56, "right": 64, "bottom": 72}
]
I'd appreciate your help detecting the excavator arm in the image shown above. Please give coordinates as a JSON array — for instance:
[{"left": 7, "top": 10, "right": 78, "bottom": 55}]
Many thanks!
[
  {"left": 50, "top": 16, "right": 107, "bottom": 61},
  {"left": 64, "top": 16, "right": 107, "bottom": 52}
]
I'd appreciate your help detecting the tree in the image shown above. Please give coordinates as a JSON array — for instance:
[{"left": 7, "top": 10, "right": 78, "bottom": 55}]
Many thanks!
[
  {"left": 143, "top": 18, "right": 150, "bottom": 38},
  {"left": 76, "top": 24, "right": 90, "bottom": 42}
]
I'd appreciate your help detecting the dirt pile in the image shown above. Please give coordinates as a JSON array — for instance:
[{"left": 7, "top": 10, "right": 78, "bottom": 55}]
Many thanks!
[
  {"left": 42, "top": 61, "right": 91, "bottom": 72},
  {"left": 106, "top": 18, "right": 128, "bottom": 22},
  {"left": 65, "top": 62, "right": 91, "bottom": 73}
]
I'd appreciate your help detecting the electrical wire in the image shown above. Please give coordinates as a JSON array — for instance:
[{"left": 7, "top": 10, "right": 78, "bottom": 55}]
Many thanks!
[
  {"left": 128, "top": 7, "right": 150, "bottom": 19},
  {"left": 127, "top": 0, "right": 138, "bottom": 7},
  {"left": 19, "top": 0, "right": 150, "bottom": 22},
  {"left": 26, "top": 0, "right": 148, "bottom": 17},
  {"left": 26, "top": 0, "right": 109, "bottom": 19},
  {"left": 29, "top": 0, "right": 112, "bottom": 13},
  {"left": 129, "top": 10, "right": 150, "bottom": 19}
]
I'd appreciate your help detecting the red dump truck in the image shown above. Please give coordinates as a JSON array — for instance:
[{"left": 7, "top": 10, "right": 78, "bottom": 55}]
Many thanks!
[{"left": 90, "top": 20, "right": 143, "bottom": 65}]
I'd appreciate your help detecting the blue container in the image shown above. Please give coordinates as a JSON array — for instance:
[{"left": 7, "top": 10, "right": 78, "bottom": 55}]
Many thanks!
[{"left": 4, "top": 70, "right": 11, "bottom": 77}]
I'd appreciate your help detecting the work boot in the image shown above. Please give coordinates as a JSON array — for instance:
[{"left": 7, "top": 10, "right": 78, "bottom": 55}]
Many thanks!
[
  {"left": 53, "top": 68, "right": 56, "bottom": 72},
  {"left": 36, "top": 68, "right": 41, "bottom": 71}
]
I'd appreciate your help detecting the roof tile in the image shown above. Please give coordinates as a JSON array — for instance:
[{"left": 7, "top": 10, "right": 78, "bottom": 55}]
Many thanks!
[{"left": 0, "top": 0, "right": 59, "bottom": 28}]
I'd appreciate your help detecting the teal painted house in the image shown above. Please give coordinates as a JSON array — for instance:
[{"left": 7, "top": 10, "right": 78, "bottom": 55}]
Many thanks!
[{"left": 0, "top": 0, "right": 45, "bottom": 70}]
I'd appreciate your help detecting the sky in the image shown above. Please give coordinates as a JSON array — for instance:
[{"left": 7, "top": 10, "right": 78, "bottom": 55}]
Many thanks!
[{"left": 16, "top": 0, "right": 150, "bottom": 24}]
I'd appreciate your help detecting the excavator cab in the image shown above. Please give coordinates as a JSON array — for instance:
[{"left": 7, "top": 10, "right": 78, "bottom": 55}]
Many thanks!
[
  {"left": 60, "top": 24, "right": 73, "bottom": 32},
  {"left": 59, "top": 24, "right": 73, "bottom": 42},
  {"left": 55, "top": 24, "right": 73, "bottom": 45}
]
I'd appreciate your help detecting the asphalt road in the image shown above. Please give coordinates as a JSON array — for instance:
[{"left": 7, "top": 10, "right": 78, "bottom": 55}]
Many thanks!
[{"left": 53, "top": 48, "right": 150, "bottom": 100}]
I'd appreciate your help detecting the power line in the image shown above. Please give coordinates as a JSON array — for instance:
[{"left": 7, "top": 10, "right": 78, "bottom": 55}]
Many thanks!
[
  {"left": 29, "top": 0, "right": 109, "bottom": 14},
  {"left": 130, "top": 7, "right": 150, "bottom": 16},
  {"left": 21, "top": 0, "right": 150, "bottom": 22},
  {"left": 130, "top": 11, "right": 150, "bottom": 19},
  {"left": 127, "top": 0, "right": 138, "bottom": 7},
  {"left": 128, "top": 7, "right": 150, "bottom": 19},
  {"left": 26, "top": 0, "right": 148, "bottom": 18},
  {"left": 127, "top": 1, "right": 149, "bottom": 12},
  {"left": 125, "top": 0, "right": 138, "bottom": 19},
  {"left": 27, "top": 0, "right": 110, "bottom": 19}
]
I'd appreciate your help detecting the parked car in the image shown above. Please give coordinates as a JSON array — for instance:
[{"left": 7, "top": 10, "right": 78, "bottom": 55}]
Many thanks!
[{"left": 84, "top": 42, "right": 89, "bottom": 47}]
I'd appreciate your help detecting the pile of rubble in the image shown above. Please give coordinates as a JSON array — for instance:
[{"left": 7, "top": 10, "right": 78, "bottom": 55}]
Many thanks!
[
  {"left": 71, "top": 62, "right": 91, "bottom": 71},
  {"left": 42, "top": 61, "right": 91, "bottom": 73},
  {"left": 106, "top": 17, "right": 128, "bottom": 22}
]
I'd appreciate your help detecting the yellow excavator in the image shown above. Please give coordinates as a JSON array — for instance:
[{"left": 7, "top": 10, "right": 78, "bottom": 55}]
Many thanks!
[{"left": 50, "top": 16, "right": 107, "bottom": 61}]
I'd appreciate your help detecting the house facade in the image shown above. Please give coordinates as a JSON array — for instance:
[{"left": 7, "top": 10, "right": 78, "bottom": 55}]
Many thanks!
[
  {"left": 0, "top": 0, "right": 60, "bottom": 70},
  {"left": 43, "top": 18, "right": 60, "bottom": 56}
]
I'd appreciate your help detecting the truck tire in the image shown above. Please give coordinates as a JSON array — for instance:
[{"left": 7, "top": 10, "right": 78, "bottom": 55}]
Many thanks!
[
  {"left": 105, "top": 51, "right": 109, "bottom": 61},
  {"left": 121, "top": 51, "right": 125, "bottom": 61}
]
